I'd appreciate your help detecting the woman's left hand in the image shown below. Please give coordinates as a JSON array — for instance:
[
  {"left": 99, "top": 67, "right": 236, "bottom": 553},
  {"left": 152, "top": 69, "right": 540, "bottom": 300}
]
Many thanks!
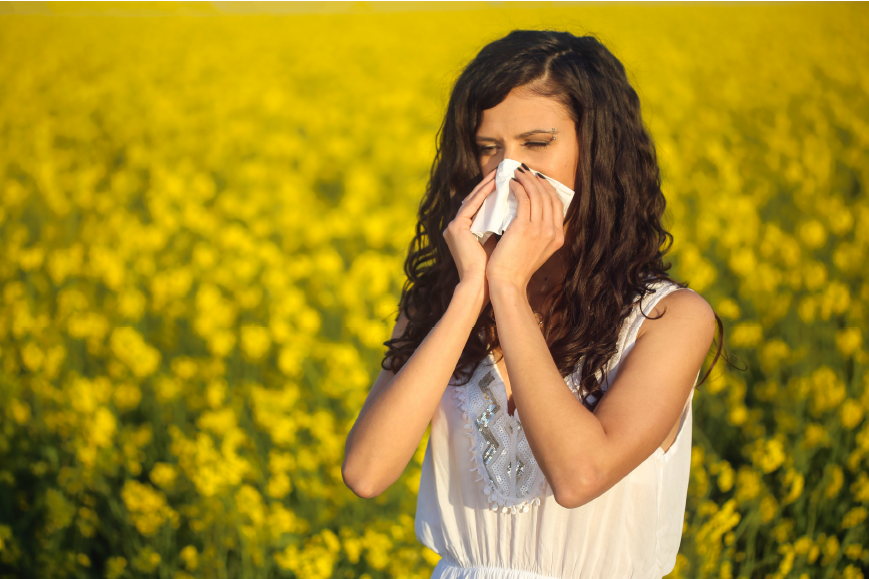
[{"left": 485, "top": 164, "right": 565, "bottom": 291}]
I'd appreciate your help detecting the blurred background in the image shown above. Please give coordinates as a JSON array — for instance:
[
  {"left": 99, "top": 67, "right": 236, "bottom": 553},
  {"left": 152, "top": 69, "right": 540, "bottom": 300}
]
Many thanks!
[{"left": 0, "top": 1, "right": 867, "bottom": 578}]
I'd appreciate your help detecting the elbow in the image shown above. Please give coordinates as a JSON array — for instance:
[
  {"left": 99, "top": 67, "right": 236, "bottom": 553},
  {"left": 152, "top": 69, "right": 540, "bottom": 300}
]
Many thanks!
[
  {"left": 553, "top": 464, "right": 604, "bottom": 510},
  {"left": 553, "top": 488, "right": 585, "bottom": 510},
  {"left": 341, "top": 457, "right": 383, "bottom": 500}
]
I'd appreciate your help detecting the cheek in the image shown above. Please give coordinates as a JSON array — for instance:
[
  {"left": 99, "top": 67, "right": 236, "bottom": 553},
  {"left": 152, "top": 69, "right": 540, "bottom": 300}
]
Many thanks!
[{"left": 542, "top": 152, "right": 577, "bottom": 190}]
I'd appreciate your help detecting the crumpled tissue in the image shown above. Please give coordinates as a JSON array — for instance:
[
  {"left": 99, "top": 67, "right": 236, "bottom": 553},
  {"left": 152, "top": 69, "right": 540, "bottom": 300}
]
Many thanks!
[{"left": 467, "top": 158, "right": 575, "bottom": 245}]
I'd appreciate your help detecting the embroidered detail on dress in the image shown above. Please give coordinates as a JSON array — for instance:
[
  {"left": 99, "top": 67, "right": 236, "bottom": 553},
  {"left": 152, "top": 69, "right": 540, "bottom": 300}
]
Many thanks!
[
  {"left": 452, "top": 359, "right": 547, "bottom": 515},
  {"left": 475, "top": 372, "right": 501, "bottom": 467}
]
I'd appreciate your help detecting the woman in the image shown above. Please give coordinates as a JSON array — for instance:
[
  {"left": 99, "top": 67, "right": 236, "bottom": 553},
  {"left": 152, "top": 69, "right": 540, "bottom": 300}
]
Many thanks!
[{"left": 343, "top": 29, "right": 727, "bottom": 578}]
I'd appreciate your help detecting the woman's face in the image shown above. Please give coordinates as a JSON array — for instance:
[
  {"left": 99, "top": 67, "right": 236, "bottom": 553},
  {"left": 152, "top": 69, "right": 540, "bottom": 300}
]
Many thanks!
[{"left": 475, "top": 86, "right": 579, "bottom": 194}]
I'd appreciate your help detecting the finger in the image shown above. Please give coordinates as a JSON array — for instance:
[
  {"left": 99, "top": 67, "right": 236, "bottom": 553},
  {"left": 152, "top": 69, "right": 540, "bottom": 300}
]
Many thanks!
[
  {"left": 538, "top": 172, "right": 565, "bottom": 230},
  {"left": 538, "top": 173, "right": 565, "bottom": 245},
  {"left": 456, "top": 175, "right": 496, "bottom": 221},
  {"left": 516, "top": 166, "right": 542, "bottom": 223},
  {"left": 533, "top": 171, "right": 557, "bottom": 237},
  {"left": 510, "top": 175, "right": 530, "bottom": 224},
  {"left": 460, "top": 168, "right": 497, "bottom": 205},
  {"left": 539, "top": 173, "right": 553, "bottom": 235}
]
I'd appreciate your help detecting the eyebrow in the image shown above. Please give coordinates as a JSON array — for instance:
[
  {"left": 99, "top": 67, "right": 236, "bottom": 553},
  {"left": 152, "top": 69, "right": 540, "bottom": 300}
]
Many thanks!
[{"left": 475, "top": 129, "right": 559, "bottom": 142}]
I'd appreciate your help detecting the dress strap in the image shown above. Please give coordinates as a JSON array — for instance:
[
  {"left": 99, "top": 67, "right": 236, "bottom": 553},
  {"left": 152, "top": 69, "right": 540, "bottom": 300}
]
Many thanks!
[{"left": 624, "top": 280, "right": 695, "bottom": 349}]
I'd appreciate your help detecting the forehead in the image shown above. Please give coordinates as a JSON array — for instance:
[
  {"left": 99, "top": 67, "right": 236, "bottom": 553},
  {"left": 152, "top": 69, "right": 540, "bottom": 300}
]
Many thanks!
[{"left": 477, "top": 88, "right": 571, "bottom": 131}]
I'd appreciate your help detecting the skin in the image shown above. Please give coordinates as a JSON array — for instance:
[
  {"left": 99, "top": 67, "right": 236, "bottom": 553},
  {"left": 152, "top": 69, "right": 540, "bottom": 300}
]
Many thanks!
[{"left": 343, "top": 86, "right": 716, "bottom": 509}]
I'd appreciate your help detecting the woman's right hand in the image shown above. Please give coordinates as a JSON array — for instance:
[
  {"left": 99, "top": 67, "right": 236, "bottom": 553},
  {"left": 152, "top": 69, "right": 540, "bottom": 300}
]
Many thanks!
[{"left": 442, "top": 168, "right": 498, "bottom": 285}]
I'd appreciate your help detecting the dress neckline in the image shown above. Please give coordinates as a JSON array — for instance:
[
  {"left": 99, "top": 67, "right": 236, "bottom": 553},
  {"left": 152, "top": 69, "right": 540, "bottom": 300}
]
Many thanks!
[{"left": 487, "top": 350, "right": 522, "bottom": 425}]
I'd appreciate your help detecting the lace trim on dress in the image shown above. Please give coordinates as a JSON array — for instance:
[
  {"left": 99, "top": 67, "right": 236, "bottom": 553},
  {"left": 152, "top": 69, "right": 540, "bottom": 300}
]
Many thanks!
[{"left": 451, "top": 362, "right": 547, "bottom": 514}]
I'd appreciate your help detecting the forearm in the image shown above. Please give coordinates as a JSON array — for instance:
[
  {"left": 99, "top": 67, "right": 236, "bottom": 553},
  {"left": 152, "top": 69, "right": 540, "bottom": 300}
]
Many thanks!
[
  {"left": 489, "top": 282, "right": 607, "bottom": 506},
  {"left": 344, "top": 279, "right": 486, "bottom": 498}
]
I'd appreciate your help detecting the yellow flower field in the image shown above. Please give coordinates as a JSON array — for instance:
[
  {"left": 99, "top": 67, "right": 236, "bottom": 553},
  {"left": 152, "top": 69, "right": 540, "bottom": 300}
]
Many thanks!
[{"left": 0, "top": 2, "right": 867, "bottom": 578}]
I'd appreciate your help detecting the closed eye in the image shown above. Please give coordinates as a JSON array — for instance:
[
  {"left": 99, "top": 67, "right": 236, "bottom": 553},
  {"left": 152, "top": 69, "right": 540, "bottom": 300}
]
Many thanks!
[{"left": 477, "top": 142, "right": 551, "bottom": 155}]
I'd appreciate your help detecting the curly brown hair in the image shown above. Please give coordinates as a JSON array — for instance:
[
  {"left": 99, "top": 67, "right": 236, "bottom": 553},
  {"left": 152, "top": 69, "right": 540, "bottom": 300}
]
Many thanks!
[{"left": 382, "top": 29, "right": 729, "bottom": 408}]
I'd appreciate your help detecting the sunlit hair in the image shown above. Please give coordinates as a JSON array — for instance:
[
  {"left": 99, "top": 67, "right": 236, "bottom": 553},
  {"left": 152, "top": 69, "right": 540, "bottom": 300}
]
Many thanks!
[{"left": 383, "top": 29, "right": 732, "bottom": 406}]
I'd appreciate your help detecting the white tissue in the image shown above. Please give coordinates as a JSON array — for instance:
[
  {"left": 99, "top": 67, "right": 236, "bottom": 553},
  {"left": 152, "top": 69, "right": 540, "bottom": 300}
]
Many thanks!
[{"left": 469, "top": 158, "right": 575, "bottom": 245}]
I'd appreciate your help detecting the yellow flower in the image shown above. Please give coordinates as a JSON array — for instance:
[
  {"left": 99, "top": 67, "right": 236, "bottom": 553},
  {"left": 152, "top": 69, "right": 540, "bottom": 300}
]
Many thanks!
[
  {"left": 836, "top": 327, "right": 863, "bottom": 358},
  {"left": 730, "top": 321, "right": 763, "bottom": 348},
  {"left": 155, "top": 375, "right": 182, "bottom": 403},
  {"left": 760, "top": 340, "right": 791, "bottom": 374},
  {"left": 21, "top": 342, "right": 45, "bottom": 371},
  {"left": 235, "top": 484, "right": 266, "bottom": 529},
  {"left": 735, "top": 467, "right": 761, "bottom": 502},
  {"left": 171, "top": 356, "right": 198, "bottom": 380},
  {"left": 760, "top": 495, "right": 778, "bottom": 523},
  {"left": 751, "top": 438, "right": 786, "bottom": 474},
  {"left": 104, "top": 557, "right": 127, "bottom": 579},
  {"left": 206, "top": 378, "right": 227, "bottom": 409},
  {"left": 110, "top": 327, "right": 161, "bottom": 379},
  {"left": 241, "top": 324, "right": 272, "bottom": 360},
  {"left": 10, "top": 399, "right": 31, "bottom": 425},
  {"left": 797, "top": 296, "right": 816, "bottom": 323},
  {"left": 820, "top": 281, "right": 851, "bottom": 318},
  {"left": 117, "top": 288, "right": 146, "bottom": 320},
  {"left": 150, "top": 463, "right": 178, "bottom": 490},
  {"left": 822, "top": 535, "right": 839, "bottom": 565},
  {"left": 802, "top": 423, "right": 829, "bottom": 450},
  {"left": 180, "top": 545, "right": 198, "bottom": 570},
  {"left": 772, "top": 519, "right": 794, "bottom": 543},
  {"left": 132, "top": 546, "right": 161, "bottom": 573},
  {"left": 810, "top": 366, "right": 847, "bottom": 417},
  {"left": 717, "top": 461, "right": 735, "bottom": 492},
  {"left": 841, "top": 507, "right": 867, "bottom": 529},
  {"left": 44, "top": 488, "right": 75, "bottom": 533},
  {"left": 850, "top": 472, "right": 869, "bottom": 502},
  {"left": 798, "top": 219, "right": 826, "bottom": 249},
  {"left": 728, "top": 405, "right": 748, "bottom": 426},
  {"left": 840, "top": 399, "right": 865, "bottom": 430},
  {"left": 825, "top": 466, "right": 844, "bottom": 498},
  {"left": 197, "top": 408, "right": 237, "bottom": 436},
  {"left": 802, "top": 261, "right": 828, "bottom": 290},
  {"left": 781, "top": 469, "right": 804, "bottom": 505},
  {"left": 89, "top": 407, "right": 117, "bottom": 448},
  {"left": 121, "top": 480, "right": 179, "bottom": 536},
  {"left": 267, "top": 473, "right": 293, "bottom": 499},
  {"left": 793, "top": 536, "right": 812, "bottom": 555},
  {"left": 113, "top": 382, "right": 142, "bottom": 412}
]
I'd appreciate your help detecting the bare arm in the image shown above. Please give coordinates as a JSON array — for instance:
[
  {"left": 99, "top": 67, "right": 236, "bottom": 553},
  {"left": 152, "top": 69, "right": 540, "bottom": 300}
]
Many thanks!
[
  {"left": 342, "top": 279, "right": 486, "bottom": 499},
  {"left": 343, "top": 167, "right": 499, "bottom": 499}
]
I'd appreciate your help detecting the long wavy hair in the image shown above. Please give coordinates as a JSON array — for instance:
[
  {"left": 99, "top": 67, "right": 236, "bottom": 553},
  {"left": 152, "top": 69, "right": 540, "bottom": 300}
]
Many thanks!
[{"left": 382, "top": 29, "right": 731, "bottom": 408}]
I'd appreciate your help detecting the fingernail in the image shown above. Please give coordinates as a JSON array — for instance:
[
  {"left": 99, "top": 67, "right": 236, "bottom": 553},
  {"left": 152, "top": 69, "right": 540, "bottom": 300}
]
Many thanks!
[
  {"left": 521, "top": 162, "right": 530, "bottom": 171},
  {"left": 516, "top": 167, "right": 526, "bottom": 174},
  {"left": 536, "top": 172, "right": 546, "bottom": 178},
  {"left": 511, "top": 177, "right": 519, "bottom": 182}
]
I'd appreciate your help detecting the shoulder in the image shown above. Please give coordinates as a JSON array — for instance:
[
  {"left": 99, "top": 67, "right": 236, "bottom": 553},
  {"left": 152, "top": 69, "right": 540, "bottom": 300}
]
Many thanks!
[{"left": 636, "top": 285, "right": 716, "bottom": 343}]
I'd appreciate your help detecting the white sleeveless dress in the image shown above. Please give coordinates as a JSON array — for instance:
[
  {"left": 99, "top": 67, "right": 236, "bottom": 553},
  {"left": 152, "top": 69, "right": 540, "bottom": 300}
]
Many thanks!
[{"left": 415, "top": 279, "right": 699, "bottom": 579}]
